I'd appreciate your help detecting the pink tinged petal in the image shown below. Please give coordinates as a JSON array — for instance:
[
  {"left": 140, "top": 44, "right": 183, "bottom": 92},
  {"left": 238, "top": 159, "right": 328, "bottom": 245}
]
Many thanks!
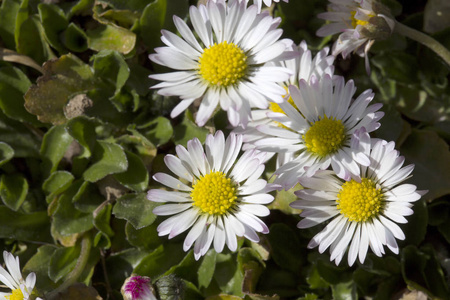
[
  {"left": 171, "top": 98, "right": 196, "bottom": 119},
  {"left": 201, "top": 223, "right": 216, "bottom": 256},
  {"left": 241, "top": 194, "right": 274, "bottom": 204},
  {"left": 224, "top": 217, "right": 238, "bottom": 251},
  {"left": 240, "top": 179, "right": 267, "bottom": 195},
  {"left": 147, "top": 189, "right": 190, "bottom": 203},
  {"left": 348, "top": 225, "right": 361, "bottom": 266},
  {"left": 196, "top": 89, "right": 220, "bottom": 127},
  {"left": 153, "top": 173, "right": 191, "bottom": 191},
  {"left": 184, "top": 215, "right": 208, "bottom": 251},
  {"left": 164, "top": 155, "right": 194, "bottom": 182},
  {"left": 242, "top": 165, "right": 266, "bottom": 187},
  {"left": 242, "top": 223, "right": 260, "bottom": 242},
  {"left": 379, "top": 215, "right": 405, "bottom": 240},
  {"left": 296, "top": 211, "right": 338, "bottom": 229},
  {"left": 385, "top": 229, "right": 399, "bottom": 254},
  {"left": 330, "top": 222, "right": 356, "bottom": 262},
  {"left": 149, "top": 48, "right": 197, "bottom": 70},
  {"left": 153, "top": 204, "right": 192, "bottom": 216},
  {"left": 190, "top": 6, "right": 212, "bottom": 47},
  {"left": 187, "top": 138, "right": 209, "bottom": 176},
  {"left": 252, "top": 41, "right": 287, "bottom": 64},
  {"left": 358, "top": 223, "right": 370, "bottom": 264},
  {"left": 157, "top": 216, "right": 179, "bottom": 236},
  {"left": 214, "top": 218, "right": 226, "bottom": 253},
  {"left": 193, "top": 226, "right": 209, "bottom": 260},
  {"left": 161, "top": 30, "right": 200, "bottom": 58},
  {"left": 173, "top": 16, "right": 203, "bottom": 52},
  {"left": 240, "top": 204, "right": 270, "bottom": 217},
  {"left": 298, "top": 176, "right": 342, "bottom": 193}
]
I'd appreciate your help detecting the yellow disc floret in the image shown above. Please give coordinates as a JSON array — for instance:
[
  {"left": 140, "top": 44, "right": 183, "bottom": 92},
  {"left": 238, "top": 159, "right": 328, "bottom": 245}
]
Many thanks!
[
  {"left": 350, "top": 10, "right": 375, "bottom": 28},
  {"left": 199, "top": 41, "right": 247, "bottom": 87},
  {"left": 191, "top": 171, "right": 238, "bottom": 215},
  {"left": 6, "top": 289, "right": 24, "bottom": 300},
  {"left": 336, "top": 178, "right": 384, "bottom": 223},
  {"left": 303, "top": 115, "right": 346, "bottom": 157}
]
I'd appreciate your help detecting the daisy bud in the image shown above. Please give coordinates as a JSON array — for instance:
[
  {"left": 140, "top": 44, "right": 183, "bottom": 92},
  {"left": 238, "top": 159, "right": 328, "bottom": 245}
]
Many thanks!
[{"left": 121, "top": 275, "right": 157, "bottom": 300}]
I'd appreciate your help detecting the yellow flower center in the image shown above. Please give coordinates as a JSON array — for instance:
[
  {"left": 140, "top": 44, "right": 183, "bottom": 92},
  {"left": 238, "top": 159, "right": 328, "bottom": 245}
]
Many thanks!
[
  {"left": 302, "top": 115, "right": 346, "bottom": 157},
  {"left": 350, "top": 10, "right": 375, "bottom": 28},
  {"left": 191, "top": 171, "right": 238, "bottom": 215},
  {"left": 6, "top": 289, "right": 24, "bottom": 300},
  {"left": 198, "top": 41, "right": 247, "bottom": 87},
  {"left": 336, "top": 178, "right": 384, "bottom": 222}
]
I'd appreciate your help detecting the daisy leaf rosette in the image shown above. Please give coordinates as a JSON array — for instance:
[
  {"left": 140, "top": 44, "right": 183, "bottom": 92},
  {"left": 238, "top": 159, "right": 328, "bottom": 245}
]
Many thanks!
[
  {"left": 253, "top": 74, "right": 384, "bottom": 189},
  {"left": 233, "top": 40, "right": 336, "bottom": 168},
  {"left": 149, "top": 0, "right": 294, "bottom": 128},
  {"left": 291, "top": 129, "right": 427, "bottom": 266},
  {"left": 147, "top": 131, "right": 276, "bottom": 260},
  {"left": 316, "top": 0, "right": 395, "bottom": 72},
  {"left": 0, "top": 251, "right": 42, "bottom": 300}
]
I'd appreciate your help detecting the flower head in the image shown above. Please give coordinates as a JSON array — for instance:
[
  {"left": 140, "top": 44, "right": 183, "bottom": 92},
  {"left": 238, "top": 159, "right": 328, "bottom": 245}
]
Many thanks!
[
  {"left": 0, "top": 251, "right": 41, "bottom": 300},
  {"left": 317, "top": 0, "right": 395, "bottom": 72},
  {"left": 121, "top": 275, "right": 157, "bottom": 300},
  {"left": 214, "top": 0, "right": 289, "bottom": 12},
  {"left": 291, "top": 129, "right": 427, "bottom": 266},
  {"left": 147, "top": 131, "right": 275, "bottom": 260},
  {"left": 149, "top": 0, "right": 294, "bottom": 127},
  {"left": 233, "top": 40, "right": 335, "bottom": 167},
  {"left": 253, "top": 74, "right": 383, "bottom": 189}
]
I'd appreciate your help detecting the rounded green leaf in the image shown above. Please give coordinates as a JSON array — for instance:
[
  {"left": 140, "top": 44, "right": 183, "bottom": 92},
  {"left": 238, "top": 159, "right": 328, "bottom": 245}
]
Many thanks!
[
  {"left": 173, "top": 110, "right": 209, "bottom": 147},
  {"left": 0, "top": 206, "right": 51, "bottom": 242},
  {"left": 125, "top": 222, "right": 162, "bottom": 251},
  {"left": 87, "top": 24, "right": 136, "bottom": 55},
  {"left": 61, "top": 22, "right": 88, "bottom": 52},
  {"left": 83, "top": 141, "right": 128, "bottom": 182},
  {"left": 0, "top": 173, "right": 28, "bottom": 211},
  {"left": 92, "top": 50, "right": 129, "bottom": 92},
  {"left": 40, "top": 124, "right": 74, "bottom": 178},
  {"left": 38, "top": 3, "right": 69, "bottom": 53},
  {"left": 0, "top": 142, "right": 14, "bottom": 166},
  {"left": 266, "top": 223, "right": 303, "bottom": 273},
  {"left": 113, "top": 192, "right": 159, "bottom": 229},
  {"left": 43, "top": 171, "right": 75, "bottom": 197},
  {"left": 23, "top": 245, "right": 59, "bottom": 294},
  {"left": 49, "top": 244, "right": 81, "bottom": 282},
  {"left": 138, "top": 116, "right": 173, "bottom": 147},
  {"left": 114, "top": 150, "right": 149, "bottom": 192},
  {"left": 66, "top": 116, "right": 97, "bottom": 158},
  {"left": 94, "top": 203, "right": 114, "bottom": 237}
]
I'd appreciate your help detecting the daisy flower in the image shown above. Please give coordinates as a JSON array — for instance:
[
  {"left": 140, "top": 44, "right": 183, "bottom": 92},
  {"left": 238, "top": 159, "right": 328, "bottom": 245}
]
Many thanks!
[
  {"left": 149, "top": 0, "right": 293, "bottom": 127},
  {"left": 291, "top": 129, "right": 427, "bottom": 266},
  {"left": 121, "top": 275, "right": 157, "bottom": 300},
  {"left": 213, "top": 0, "right": 289, "bottom": 12},
  {"left": 147, "top": 131, "right": 275, "bottom": 260},
  {"left": 253, "top": 74, "right": 384, "bottom": 189},
  {"left": 316, "top": 0, "right": 395, "bottom": 72},
  {"left": 233, "top": 40, "right": 335, "bottom": 168},
  {"left": 0, "top": 251, "right": 41, "bottom": 300}
]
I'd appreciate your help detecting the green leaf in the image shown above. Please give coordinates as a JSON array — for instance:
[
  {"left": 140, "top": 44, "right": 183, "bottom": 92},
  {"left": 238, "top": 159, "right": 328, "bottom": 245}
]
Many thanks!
[
  {"left": 155, "top": 274, "right": 186, "bottom": 300},
  {"left": 125, "top": 221, "right": 161, "bottom": 251},
  {"left": 83, "top": 140, "right": 128, "bottom": 182},
  {"left": 114, "top": 150, "right": 149, "bottom": 192},
  {"left": 61, "top": 22, "right": 88, "bottom": 52},
  {"left": 0, "top": 206, "right": 51, "bottom": 242},
  {"left": 40, "top": 124, "right": 74, "bottom": 178},
  {"left": 399, "top": 129, "right": 450, "bottom": 201},
  {"left": 423, "top": 0, "right": 450, "bottom": 33},
  {"left": 316, "top": 257, "right": 352, "bottom": 285},
  {"left": 138, "top": 116, "right": 173, "bottom": 147},
  {"left": 173, "top": 110, "right": 209, "bottom": 147},
  {"left": 371, "top": 52, "right": 419, "bottom": 83},
  {"left": 134, "top": 243, "right": 186, "bottom": 278},
  {"left": 96, "top": 0, "right": 154, "bottom": 11},
  {"left": 38, "top": 3, "right": 69, "bottom": 53},
  {"left": 268, "top": 184, "right": 301, "bottom": 215},
  {"left": 0, "top": 112, "right": 40, "bottom": 157},
  {"left": 92, "top": 50, "right": 129, "bottom": 92},
  {"left": 94, "top": 203, "right": 114, "bottom": 237},
  {"left": 42, "top": 171, "right": 75, "bottom": 202},
  {"left": 24, "top": 53, "right": 97, "bottom": 125},
  {"left": 87, "top": 23, "right": 136, "bottom": 54},
  {"left": 214, "top": 253, "right": 245, "bottom": 297},
  {"left": 113, "top": 193, "right": 159, "bottom": 229},
  {"left": 72, "top": 181, "right": 104, "bottom": 213},
  {"left": 331, "top": 281, "right": 358, "bottom": 300},
  {"left": 16, "top": 15, "right": 56, "bottom": 64},
  {"left": 0, "top": 142, "right": 14, "bottom": 166},
  {"left": 198, "top": 250, "right": 217, "bottom": 289},
  {"left": 0, "top": 173, "right": 28, "bottom": 211},
  {"left": 0, "top": 0, "right": 22, "bottom": 49},
  {"left": 49, "top": 243, "right": 81, "bottom": 282},
  {"left": 266, "top": 223, "right": 303, "bottom": 273},
  {"left": 400, "top": 198, "right": 427, "bottom": 246},
  {"left": 52, "top": 180, "right": 94, "bottom": 235},
  {"left": 23, "top": 245, "right": 59, "bottom": 294},
  {"left": 401, "top": 245, "right": 450, "bottom": 299},
  {"left": 65, "top": 116, "right": 97, "bottom": 158},
  {"left": 0, "top": 66, "right": 38, "bottom": 125}
]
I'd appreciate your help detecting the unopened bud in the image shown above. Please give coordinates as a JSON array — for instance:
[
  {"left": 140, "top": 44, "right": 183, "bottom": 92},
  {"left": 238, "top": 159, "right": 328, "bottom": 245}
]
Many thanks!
[
  {"left": 360, "top": 15, "right": 395, "bottom": 40},
  {"left": 121, "top": 275, "right": 157, "bottom": 300}
]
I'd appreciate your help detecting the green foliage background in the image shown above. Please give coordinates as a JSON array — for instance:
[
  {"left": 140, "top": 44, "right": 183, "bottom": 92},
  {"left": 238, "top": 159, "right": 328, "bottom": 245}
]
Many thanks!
[{"left": 0, "top": 0, "right": 449, "bottom": 299}]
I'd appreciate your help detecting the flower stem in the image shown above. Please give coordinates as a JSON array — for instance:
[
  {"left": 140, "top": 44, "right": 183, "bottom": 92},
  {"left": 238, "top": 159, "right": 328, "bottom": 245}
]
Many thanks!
[
  {"left": 46, "top": 232, "right": 92, "bottom": 299},
  {"left": 394, "top": 20, "right": 450, "bottom": 66}
]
